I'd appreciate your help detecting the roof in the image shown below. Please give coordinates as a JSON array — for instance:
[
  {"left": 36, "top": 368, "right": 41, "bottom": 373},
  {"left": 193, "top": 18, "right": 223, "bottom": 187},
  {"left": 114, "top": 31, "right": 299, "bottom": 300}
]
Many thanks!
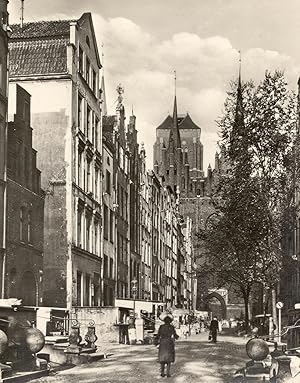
[
  {"left": 157, "top": 113, "right": 200, "bottom": 130},
  {"left": 9, "top": 20, "right": 72, "bottom": 77},
  {"left": 8, "top": 14, "right": 102, "bottom": 77},
  {"left": 9, "top": 20, "right": 74, "bottom": 39},
  {"left": 9, "top": 39, "right": 68, "bottom": 76}
]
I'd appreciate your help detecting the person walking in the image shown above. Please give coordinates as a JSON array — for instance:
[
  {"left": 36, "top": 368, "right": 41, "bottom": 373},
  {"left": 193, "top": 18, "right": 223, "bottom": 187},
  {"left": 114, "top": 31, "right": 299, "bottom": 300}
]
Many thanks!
[
  {"left": 157, "top": 312, "right": 179, "bottom": 377},
  {"left": 210, "top": 317, "right": 219, "bottom": 343}
]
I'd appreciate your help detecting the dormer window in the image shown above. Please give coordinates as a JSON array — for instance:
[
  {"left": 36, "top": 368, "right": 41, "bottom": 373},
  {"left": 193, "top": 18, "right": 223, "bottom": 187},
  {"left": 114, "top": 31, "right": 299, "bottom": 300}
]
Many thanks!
[{"left": 86, "top": 36, "right": 90, "bottom": 48}]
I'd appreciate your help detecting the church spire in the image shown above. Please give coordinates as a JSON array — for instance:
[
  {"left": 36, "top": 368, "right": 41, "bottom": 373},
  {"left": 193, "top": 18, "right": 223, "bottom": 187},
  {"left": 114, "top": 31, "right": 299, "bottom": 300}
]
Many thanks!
[
  {"left": 169, "top": 71, "right": 181, "bottom": 150},
  {"left": 235, "top": 51, "right": 244, "bottom": 128}
]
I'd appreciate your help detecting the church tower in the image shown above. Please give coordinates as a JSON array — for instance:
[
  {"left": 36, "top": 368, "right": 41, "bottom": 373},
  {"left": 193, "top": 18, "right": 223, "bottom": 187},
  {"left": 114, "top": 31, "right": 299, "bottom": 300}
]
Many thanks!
[{"left": 153, "top": 96, "right": 204, "bottom": 197}]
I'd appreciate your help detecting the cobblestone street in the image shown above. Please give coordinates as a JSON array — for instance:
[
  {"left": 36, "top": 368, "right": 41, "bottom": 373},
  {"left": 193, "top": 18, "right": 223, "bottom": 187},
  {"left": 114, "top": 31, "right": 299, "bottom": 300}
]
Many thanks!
[{"left": 35, "top": 332, "right": 249, "bottom": 383}]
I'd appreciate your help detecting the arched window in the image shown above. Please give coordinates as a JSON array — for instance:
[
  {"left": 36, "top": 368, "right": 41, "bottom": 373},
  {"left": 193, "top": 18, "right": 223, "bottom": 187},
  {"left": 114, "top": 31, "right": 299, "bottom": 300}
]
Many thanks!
[
  {"left": 20, "top": 207, "right": 26, "bottom": 241},
  {"left": 27, "top": 210, "right": 32, "bottom": 243}
]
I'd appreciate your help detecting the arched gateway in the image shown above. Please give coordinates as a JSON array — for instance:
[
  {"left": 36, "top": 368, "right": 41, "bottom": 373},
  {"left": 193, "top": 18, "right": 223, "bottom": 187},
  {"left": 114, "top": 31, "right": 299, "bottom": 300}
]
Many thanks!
[{"left": 204, "top": 291, "right": 227, "bottom": 320}]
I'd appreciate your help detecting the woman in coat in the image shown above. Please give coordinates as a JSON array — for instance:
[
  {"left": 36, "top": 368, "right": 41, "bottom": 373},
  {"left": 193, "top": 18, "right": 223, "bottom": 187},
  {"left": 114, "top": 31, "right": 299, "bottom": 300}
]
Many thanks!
[
  {"left": 209, "top": 317, "right": 219, "bottom": 343},
  {"left": 157, "top": 313, "right": 179, "bottom": 377}
]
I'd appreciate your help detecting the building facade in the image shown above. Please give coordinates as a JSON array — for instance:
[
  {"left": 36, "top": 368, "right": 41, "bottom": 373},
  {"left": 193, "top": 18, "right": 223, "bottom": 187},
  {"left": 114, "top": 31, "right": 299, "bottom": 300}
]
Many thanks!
[
  {"left": 7, "top": 84, "right": 44, "bottom": 305},
  {"left": 139, "top": 147, "right": 152, "bottom": 301},
  {"left": 9, "top": 14, "right": 103, "bottom": 309},
  {"left": 0, "top": 0, "right": 8, "bottom": 298},
  {"left": 102, "top": 128, "right": 116, "bottom": 306}
]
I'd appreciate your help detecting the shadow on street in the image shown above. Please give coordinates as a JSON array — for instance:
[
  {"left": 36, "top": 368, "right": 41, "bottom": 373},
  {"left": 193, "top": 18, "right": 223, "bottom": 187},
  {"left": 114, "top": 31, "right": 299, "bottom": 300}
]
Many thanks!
[{"left": 35, "top": 334, "right": 248, "bottom": 383}]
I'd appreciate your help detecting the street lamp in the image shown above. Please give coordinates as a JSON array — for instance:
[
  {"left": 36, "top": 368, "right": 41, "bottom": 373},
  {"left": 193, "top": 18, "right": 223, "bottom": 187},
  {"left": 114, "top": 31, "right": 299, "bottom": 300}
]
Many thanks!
[{"left": 131, "top": 279, "right": 138, "bottom": 322}]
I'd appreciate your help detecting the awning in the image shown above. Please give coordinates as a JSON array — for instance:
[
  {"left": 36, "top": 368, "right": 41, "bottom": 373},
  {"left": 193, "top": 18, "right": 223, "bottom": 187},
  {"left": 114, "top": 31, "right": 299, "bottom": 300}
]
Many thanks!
[{"left": 115, "top": 299, "right": 162, "bottom": 312}]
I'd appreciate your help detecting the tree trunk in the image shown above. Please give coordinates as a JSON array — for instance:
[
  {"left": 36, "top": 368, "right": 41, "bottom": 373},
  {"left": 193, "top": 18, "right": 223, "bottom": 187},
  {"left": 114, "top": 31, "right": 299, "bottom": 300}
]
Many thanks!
[
  {"left": 242, "top": 289, "right": 250, "bottom": 333},
  {"left": 272, "top": 288, "right": 278, "bottom": 332}
]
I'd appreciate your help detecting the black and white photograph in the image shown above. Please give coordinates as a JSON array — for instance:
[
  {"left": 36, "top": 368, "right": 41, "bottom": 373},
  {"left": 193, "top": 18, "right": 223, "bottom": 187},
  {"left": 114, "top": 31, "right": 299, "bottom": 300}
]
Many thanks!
[{"left": 0, "top": 0, "right": 300, "bottom": 381}]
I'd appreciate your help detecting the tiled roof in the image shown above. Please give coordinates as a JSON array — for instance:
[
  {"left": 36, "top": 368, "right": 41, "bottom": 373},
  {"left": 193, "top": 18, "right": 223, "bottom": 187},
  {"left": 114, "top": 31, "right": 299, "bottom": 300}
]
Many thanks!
[
  {"left": 157, "top": 113, "right": 200, "bottom": 130},
  {"left": 9, "top": 20, "right": 74, "bottom": 39},
  {"left": 9, "top": 39, "right": 68, "bottom": 76},
  {"left": 157, "top": 115, "right": 173, "bottom": 130}
]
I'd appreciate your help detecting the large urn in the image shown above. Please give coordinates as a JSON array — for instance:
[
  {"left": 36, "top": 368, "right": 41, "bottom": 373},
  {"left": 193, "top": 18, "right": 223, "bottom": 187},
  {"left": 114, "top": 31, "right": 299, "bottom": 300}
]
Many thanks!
[
  {"left": 246, "top": 338, "right": 269, "bottom": 361},
  {"left": 24, "top": 328, "right": 45, "bottom": 353},
  {"left": 0, "top": 329, "right": 8, "bottom": 355}
]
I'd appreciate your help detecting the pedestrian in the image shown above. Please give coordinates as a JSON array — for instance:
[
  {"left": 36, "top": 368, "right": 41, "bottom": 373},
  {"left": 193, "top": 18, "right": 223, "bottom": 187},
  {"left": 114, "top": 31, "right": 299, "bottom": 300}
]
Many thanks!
[
  {"left": 209, "top": 317, "right": 219, "bottom": 343},
  {"left": 157, "top": 312, "right": 179, "bottom": 377}
]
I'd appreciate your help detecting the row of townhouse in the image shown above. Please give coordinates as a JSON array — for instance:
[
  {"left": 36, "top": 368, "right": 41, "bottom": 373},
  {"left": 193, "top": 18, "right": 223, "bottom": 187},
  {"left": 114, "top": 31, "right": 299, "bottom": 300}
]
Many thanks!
[
  {"left": 0, "top": 7, "right": 196, "bottom": 327},
  {"left": 102, "top": 86, "right": 196, "bottom": 316}
]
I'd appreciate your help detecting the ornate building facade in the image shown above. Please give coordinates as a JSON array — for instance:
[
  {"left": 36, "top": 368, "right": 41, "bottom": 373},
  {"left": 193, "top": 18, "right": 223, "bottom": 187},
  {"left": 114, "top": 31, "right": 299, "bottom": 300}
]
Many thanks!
[{"left": 9, "top": 14, "right": 103, "bottom": 309}]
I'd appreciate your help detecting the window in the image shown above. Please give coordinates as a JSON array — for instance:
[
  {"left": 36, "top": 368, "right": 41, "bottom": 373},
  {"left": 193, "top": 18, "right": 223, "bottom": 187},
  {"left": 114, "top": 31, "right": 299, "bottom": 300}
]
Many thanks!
[
  {"left": 86, "top": 105, "right": 91, "bottom": 139},
  {"left": 104, "top": 255, "right": 108, "bottom": 278},
  {"left": 94, "top": 219, "right": 99, "bottom": 256},
  {"left": 109, "top": 210, "right": 114, "bottom": 243},
  {"left": 110, "top": 258, "right": 113, "bottom": 279},
  {"left": 86, "top": 36, "right": 90, "bottom": 48},
  {"left": 103, "top": 205, "right": 108, "bottom": 240},
  {"left": 79, "top": 46, "right": 83, "bottom": 75},
  {"left": 94, "top": 167, "right": 99, "bottom": 200},
  {"left": 86, "top": 158, "right": 91, "bottom": 193},
  {"left": 95, "top": 117, "right": 99, "bottom": 150},
  {"left": 20, "top": 207, "right": 25, "bottom": 241},
  {"left": 77, "top": 271, "right": 82, "bottom": 306},
  {"left": 86, "top": 57, "right": 90, "bottom": 84},
  {"left": 92, "top": 69, "right": 96, "bottom": 93},
  {"left": 78, "top": 95, "right": 83, "bottom": 130},
  {"left": 91, "top": 112, "right": 95, "bottom": 145},
  {"left": 77, "top": 150, "right": 83, "bottom": 187},
  {"left": 106, "top": 170, "right": 111, "bottom": 195},
  {"left": 27, "top": 211, "right": 32, "bottom": 243},
  {"left": 77, "top": 206, "right": 83, "bottom": 248},
  {"left": 85, "top": 274, "right": 91, "bottom": 306},
  {"left": 86, "top": 214, "right": 91, "bottom": 252}
]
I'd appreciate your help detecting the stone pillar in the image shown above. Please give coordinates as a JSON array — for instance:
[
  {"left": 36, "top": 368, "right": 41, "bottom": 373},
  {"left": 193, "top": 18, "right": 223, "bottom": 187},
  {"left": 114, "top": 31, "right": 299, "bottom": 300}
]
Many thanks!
[
  {"left": 135, "top": 318, "right": 144, "bottom": 343},
  {"left": 66, "top": 325, "right": 82, "bottom": 354}
]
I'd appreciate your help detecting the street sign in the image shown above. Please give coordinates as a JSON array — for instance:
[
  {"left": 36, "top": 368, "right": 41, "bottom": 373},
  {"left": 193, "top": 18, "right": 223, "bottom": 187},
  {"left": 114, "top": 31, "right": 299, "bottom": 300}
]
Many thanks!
[{"left": 276, "top": 301, "right": 283, "bottom": 309}]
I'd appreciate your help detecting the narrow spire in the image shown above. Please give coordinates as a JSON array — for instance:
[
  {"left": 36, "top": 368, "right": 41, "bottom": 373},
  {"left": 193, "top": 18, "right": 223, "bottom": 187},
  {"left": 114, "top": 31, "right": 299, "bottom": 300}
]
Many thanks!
[
  {"left": 168, "top": 71, "right": 181, "bottom": 159},
  {"left": 238, "top": 50, "right": 242, "bottom": 84},
  {"left": 169, "top": 92, "right": 181, "bottom": 150},
  {"left": 235, "top": 50, "right": 244, "bottom": 127},
  {"left": 174, "top": 70, "right": 177, "bottom": 97}
]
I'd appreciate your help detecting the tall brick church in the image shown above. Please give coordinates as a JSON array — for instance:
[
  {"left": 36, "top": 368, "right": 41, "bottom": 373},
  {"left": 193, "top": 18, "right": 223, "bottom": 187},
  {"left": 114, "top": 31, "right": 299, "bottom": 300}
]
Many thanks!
[{"left": 153, "top": 96, "right": 205, "bottom": 198}]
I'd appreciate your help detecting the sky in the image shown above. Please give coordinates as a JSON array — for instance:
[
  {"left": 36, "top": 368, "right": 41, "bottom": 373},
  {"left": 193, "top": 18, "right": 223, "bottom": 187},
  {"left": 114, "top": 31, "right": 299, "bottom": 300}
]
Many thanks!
[{"left": 8, "top": 0, "right": 300, "bottom": 171}]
